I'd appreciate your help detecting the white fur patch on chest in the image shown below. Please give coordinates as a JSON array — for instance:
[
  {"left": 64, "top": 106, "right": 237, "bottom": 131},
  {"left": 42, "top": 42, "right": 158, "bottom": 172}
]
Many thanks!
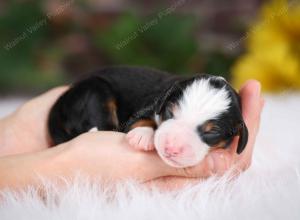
[{"left": 175, "top": 78, "right": 230, "bottom": 125}]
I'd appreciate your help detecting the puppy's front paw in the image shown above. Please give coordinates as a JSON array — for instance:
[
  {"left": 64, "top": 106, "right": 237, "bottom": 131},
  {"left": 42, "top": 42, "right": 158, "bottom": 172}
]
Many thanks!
[{"left": 126, "top": 127, "right": 155, "bottom": 151}]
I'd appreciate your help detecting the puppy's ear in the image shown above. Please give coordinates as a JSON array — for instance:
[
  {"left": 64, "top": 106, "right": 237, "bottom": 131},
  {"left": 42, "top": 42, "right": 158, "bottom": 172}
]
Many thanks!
[
  {"left": 155, "top": 82, "right": 182, "bottom": 114},
  {"left": 236, "top": 121, "right": 248, "bottom": 154}
]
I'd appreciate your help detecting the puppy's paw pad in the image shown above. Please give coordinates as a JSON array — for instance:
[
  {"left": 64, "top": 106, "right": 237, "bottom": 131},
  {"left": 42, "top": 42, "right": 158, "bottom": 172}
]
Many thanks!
[{"left": 126, "top": 127, "right": 155, "bottom": 151}]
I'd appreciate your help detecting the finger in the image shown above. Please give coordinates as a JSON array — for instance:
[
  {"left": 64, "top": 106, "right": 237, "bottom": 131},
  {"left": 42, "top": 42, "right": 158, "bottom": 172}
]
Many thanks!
[
  {"left": 235, "top": 97, "right": 264, "bottom": 165},
  {"left": 230, "top": 96, "right": 264, "bottom": 155},
  {"left": 209, "top": 80, "right": 262, "bottom": 173},
  {"left": 231, "top": 82, "right": 265, "bottom": 169},
  {"left": 228, "top": 80, "right": 261, "bottom": 154},
  {"left": 145, "top": 176, "right": 201, "bottom": 191},
  {"left": 166, "top": 148, "right": 234, "bottom": 178},
  {"left": 239, "top": 80, "right": 262, "bottom": 131},
  {"left": 213, "top": 81, "right": 263, "bottom": 172}
]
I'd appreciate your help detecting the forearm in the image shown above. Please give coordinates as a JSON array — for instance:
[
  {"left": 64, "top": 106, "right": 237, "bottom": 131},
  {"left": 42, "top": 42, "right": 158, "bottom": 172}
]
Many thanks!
[
  {"left": 0, "top": 114, "right": 28, "bottom": 156},
  {"left": 0, "top": 112, "right": 50, "bottom": 156},
  {"left": 0, "top": 133, "right": 133, "bottom": 191},
  {"left": 0, "top": 115, "right": 17, "bottom": 156},
  {"left": 0, "top": 143, "right": 71, "bottom": 190}
]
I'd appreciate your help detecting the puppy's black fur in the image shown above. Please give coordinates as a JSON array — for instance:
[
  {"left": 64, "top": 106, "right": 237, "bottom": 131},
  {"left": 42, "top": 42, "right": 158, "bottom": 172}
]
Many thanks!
[{"left": 48, "top": 66, "right": 248, "bottom": 153}]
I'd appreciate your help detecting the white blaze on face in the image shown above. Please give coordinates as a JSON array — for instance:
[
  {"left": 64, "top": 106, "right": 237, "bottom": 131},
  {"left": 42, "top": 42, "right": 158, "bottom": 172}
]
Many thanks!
[{"left": 154, "top": 78, "right": 231, "bottom": 168}]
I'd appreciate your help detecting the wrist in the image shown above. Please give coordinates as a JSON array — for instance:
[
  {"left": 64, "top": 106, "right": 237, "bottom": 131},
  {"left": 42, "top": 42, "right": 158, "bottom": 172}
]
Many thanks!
[
  {"left": 34, "top": 142, "right": 75, "bottom": 179},
  {"left": 0, "top": 115, "right": 18, "bottom": 156},
  {"left": 0, "top": 110, "right": 50, "bottom": 156}
]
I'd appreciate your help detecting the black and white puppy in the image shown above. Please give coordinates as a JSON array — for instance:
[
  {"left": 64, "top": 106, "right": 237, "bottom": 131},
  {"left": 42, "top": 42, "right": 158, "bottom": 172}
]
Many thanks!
[{"left": 48, "top": 66, "right": 248, "bottom": 168}]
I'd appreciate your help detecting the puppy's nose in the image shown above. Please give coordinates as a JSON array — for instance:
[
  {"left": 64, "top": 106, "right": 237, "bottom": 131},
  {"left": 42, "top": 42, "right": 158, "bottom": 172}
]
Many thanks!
[{"left": 164, "top": 146, "right": 184, "bottom": 157}]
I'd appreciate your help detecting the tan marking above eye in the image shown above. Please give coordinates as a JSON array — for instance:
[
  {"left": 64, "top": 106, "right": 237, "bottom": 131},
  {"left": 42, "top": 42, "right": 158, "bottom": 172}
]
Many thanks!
[
  {"left": 106, "top": 99, "right": 119, "bottom": 127},
  {"left": 130, "top": 119, "right": 157, "bottom": 130},
  {"left": 203, "top": 122, "right": 214, "bottom": 132}
]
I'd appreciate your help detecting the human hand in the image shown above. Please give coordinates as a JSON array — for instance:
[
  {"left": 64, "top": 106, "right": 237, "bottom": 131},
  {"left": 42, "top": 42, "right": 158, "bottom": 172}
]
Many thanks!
[
  {"left": 0, "top": 80, "right": 263, "bottom": 188},
  {"left": 0, "top": 86, "right": 68, "bottom": 156}
]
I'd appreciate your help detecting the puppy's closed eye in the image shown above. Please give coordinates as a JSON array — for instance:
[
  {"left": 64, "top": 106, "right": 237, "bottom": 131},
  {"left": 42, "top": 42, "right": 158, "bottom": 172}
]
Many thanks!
[
  {"left": 201, "top": 132, "right": 222, "bottom": 145},
  {"left": 198, "top": 123, "right": 223, "bottom": 146}
]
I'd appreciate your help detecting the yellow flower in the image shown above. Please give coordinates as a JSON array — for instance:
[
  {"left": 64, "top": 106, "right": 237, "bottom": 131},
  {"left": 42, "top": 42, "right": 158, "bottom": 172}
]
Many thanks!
[{"left": 232, "top": 0, "right": 300, "bottom": 92}]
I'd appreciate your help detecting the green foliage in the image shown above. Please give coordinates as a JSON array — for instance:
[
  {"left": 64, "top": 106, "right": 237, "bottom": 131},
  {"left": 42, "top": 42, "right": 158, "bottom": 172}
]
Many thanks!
[
  {"left": 0, "top": 1, "right": 64, "bottom": 93},
  {"left": 96, "top": 13, "right": 198, "bottom": 73}
]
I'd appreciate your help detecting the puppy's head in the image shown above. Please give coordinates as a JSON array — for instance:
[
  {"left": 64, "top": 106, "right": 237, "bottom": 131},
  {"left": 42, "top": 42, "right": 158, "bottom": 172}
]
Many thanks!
[{"left": 154, "top": 75, "right": 248, "bottom": 168}]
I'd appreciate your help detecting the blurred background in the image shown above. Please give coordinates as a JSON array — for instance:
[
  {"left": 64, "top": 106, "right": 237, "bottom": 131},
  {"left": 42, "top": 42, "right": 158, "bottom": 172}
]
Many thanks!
[{"left": 0, "top": 0, "right": 300, "bottom": 96}]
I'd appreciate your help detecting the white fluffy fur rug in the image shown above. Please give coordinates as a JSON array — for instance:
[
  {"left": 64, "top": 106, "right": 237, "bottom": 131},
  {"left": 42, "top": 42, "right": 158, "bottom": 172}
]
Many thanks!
[{"left": 0, "top": 94, "right": 300, "bottom": 220}]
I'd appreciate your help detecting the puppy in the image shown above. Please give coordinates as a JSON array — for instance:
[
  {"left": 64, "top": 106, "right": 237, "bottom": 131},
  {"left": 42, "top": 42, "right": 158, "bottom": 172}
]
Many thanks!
[{"left": 48, "top": 66, "right": 248, "bottom": 168}]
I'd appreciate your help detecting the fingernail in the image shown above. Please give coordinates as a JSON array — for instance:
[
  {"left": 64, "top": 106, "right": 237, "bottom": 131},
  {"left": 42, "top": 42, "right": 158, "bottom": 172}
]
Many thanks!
[{"left": 252, "top": 81, "right": 261, "bottom": 99}]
